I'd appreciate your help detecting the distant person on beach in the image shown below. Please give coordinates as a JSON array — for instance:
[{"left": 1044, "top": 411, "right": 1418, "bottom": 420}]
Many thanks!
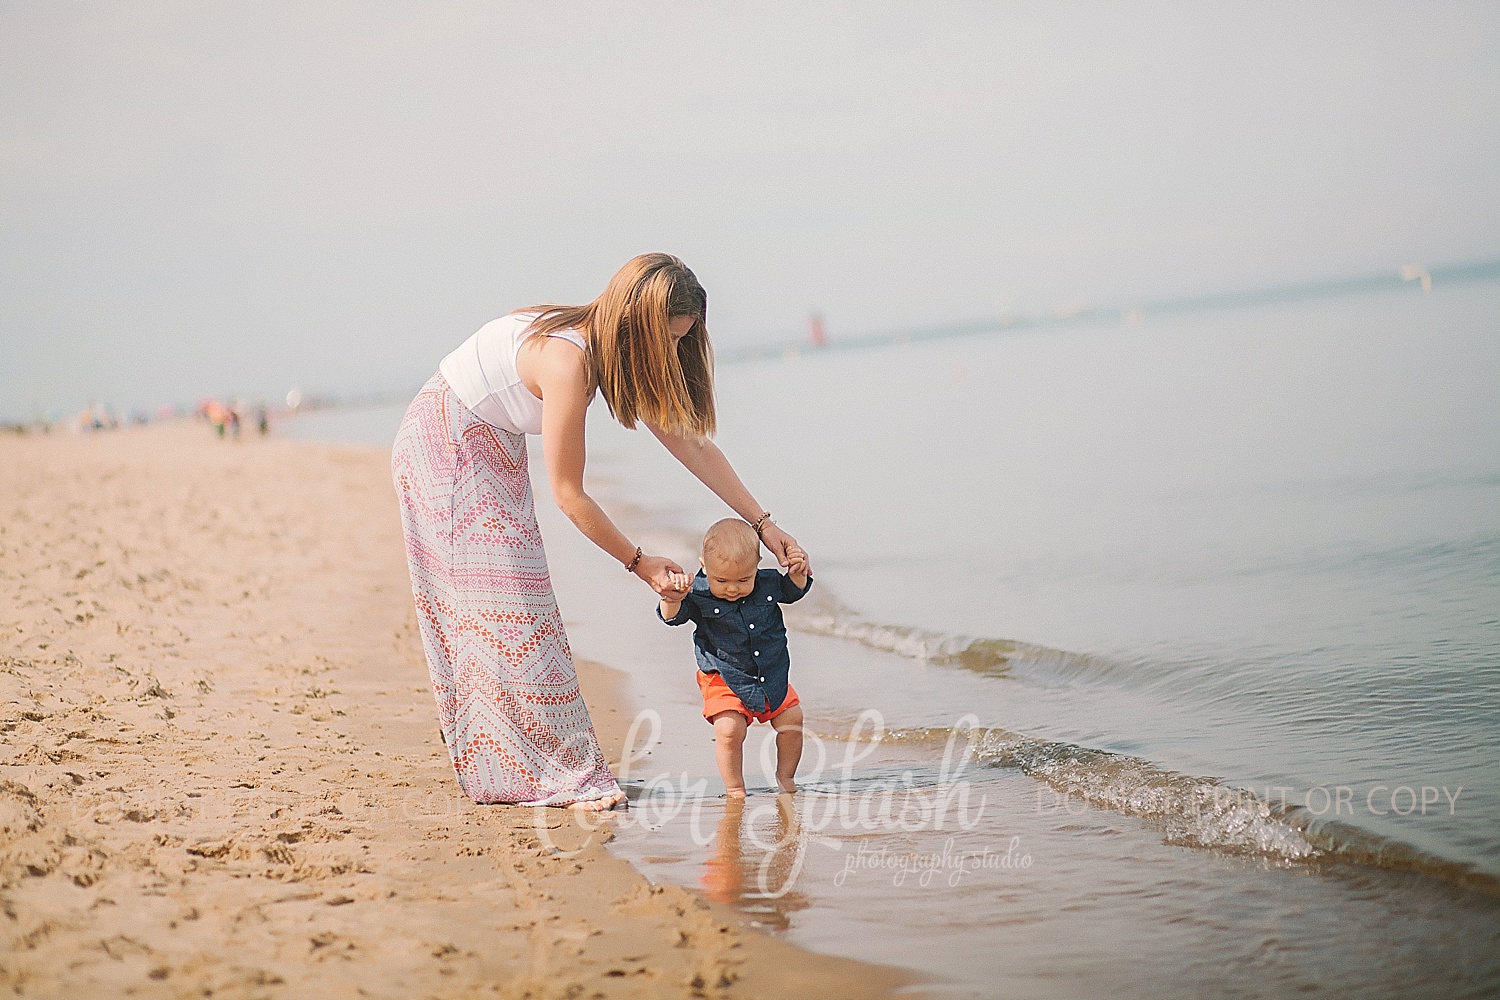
[
  {"left": 390, "top": 254, "right": 805, "bottom": 812},
  {"left": 657, "top": 519, "right": 811, "bottom": 797},
  {"left": 200, "top": 399, "right": 229, "bottom": 438}
]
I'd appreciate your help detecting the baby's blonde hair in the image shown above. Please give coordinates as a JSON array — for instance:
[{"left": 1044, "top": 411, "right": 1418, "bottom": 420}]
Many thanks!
[{"left": 702, "top": 518, "right": 759, "bottom": 569}]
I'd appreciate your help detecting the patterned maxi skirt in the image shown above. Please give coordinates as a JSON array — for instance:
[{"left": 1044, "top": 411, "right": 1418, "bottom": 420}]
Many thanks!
[{"left": 390, "top": 372, "right": 622, "bottom": 806}]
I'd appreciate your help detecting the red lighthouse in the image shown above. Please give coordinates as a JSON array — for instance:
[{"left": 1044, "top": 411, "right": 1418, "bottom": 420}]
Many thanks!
[{"left": 808, "top": 312, "right": 827, "bottom": 348}]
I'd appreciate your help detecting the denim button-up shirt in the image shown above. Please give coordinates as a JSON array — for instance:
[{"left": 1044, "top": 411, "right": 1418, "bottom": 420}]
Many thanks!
[{"left": 658, "top": 568, "right": 812, "bottom": 714}]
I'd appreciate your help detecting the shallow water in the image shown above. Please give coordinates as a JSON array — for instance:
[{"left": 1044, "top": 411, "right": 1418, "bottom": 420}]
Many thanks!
[{"left": 289, "top": 278, "right": 1500, "bottom": 996}]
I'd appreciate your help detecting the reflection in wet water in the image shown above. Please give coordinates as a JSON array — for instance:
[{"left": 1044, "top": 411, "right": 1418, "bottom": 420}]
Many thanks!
[{"left": 700, "top": 795, "right": 811, "bottom": 930}]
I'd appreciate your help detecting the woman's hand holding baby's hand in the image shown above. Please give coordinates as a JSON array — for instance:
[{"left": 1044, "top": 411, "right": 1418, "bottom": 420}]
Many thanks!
[
  {"left": 661, "top": 570, "right": 692, "bottom": 600},
  {"left": 785, "top": 544, "right": 811, "bottom": 579},
  {"left": 760, "top": 522, "right": 800, "bottom": 568},
  {"left": 635, "top": 554, "right": 688, "bottom": 598}
]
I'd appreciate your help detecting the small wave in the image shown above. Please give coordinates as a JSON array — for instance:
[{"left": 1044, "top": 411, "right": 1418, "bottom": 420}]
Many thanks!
[
  {"left": 967, "top": 727, "right": 1319, "bottom": 859},
  {"left": 788, "top": 611, "right": 1017, "bottom": 674},
  {"left": 886, "top": 723, "right": 1500, "bottom": 897},
  {"left": 785, "top": 600, "right": 1111, "bottom": 681}
]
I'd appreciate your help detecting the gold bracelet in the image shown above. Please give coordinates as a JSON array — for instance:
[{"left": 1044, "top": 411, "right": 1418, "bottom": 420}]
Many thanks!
[
  {"left": 625, "top": 546, "right": 642, "bottom": 573},
  {"left": 750, "top": 511, "right": 772, "bottom": 537}
]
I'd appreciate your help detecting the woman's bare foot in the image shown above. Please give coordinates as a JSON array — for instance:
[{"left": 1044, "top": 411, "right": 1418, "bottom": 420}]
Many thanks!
[
  {"left": 567, "top": 790, "right": 627, "bottom": 812},
  {"left": 725, "top": 788, "right": 747, "bottom": 800},
  {"left": 777, "top": 780, "right": 797, "bottom": 794}
]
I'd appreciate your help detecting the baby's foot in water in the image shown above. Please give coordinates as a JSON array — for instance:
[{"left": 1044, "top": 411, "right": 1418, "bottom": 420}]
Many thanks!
[{"left": 567, "top": 791, "right": 627, "bottom": 812}]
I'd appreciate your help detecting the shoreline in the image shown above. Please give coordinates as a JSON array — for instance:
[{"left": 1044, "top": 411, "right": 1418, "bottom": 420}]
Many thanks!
[{"left": 0, "top": 423, "right": 920, "bottom": 998}]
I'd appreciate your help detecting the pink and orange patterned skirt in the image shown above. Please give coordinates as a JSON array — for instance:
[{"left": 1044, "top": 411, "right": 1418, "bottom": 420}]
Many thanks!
[{"left": 390, "top": 372, "right": 622, "bottom": 806}]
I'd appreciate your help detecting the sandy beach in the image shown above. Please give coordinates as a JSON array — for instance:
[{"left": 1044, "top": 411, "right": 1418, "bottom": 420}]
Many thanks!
[{"left": 0, "top": 423, "right": 916, "bottom": 998}]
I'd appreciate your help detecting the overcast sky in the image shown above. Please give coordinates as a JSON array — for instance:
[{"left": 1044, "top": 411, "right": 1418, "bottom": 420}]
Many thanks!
[{"left": 2, "top": 3, "right": 1497, "bottom": 421}]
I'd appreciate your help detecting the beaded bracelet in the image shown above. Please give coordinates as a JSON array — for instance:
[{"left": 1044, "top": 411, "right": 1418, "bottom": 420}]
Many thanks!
[
  {"left": 751, "top": 511, "right": 772, "bottom": 537},
  {"left": 625, "top": 546, "right": 643, "bottom": 573}
]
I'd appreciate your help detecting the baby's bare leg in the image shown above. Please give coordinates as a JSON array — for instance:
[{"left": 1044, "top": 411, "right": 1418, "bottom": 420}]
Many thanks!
[
  {"left": 770, "top": 704, "right": 804, "bottom": 793},
  {"left": 709, "top": 710, "right": 749, "bottom": 798}
]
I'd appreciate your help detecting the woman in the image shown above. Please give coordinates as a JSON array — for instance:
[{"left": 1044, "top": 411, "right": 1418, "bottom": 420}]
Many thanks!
[{"left": 391, "top": 253, "right": 802, "bottom": 812}]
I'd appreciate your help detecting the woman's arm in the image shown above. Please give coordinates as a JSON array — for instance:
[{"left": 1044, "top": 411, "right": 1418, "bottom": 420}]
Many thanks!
[
  {"left": 645, "top": 422, "right": 801, "bottom": 566},
  {"left": 533, "top": 340, "right": 684, "bottom": 593}
]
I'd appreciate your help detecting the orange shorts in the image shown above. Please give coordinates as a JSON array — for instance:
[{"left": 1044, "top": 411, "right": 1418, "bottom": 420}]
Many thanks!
[{"left": 697, "top": 670, "right": 800, "bottom": 724}]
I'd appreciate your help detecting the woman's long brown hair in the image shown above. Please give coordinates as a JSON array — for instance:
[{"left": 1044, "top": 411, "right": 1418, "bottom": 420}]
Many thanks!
[{"left": 519, "top": 253, "right": 715, "bottom": 438}]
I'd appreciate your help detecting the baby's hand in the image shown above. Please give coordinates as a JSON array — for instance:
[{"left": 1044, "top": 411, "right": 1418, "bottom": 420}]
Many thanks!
[
  {"left": 785, "top": 545, "right": 810, "bottom": 579},
  {"left": 661, "top": 570, "right": 692, "bottom": 600}
]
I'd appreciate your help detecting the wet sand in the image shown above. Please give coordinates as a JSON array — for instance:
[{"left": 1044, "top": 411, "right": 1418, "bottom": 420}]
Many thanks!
[{"left": 0, "top": 423, "right": 918, "bottom": 998}]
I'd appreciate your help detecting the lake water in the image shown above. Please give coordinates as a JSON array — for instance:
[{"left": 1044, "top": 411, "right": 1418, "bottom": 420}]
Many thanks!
[{"left": 287, "top": 277, "right": 1500, "bottom": 998}]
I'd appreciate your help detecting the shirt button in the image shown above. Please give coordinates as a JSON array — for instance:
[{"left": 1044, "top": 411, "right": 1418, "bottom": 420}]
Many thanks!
[
  {"left": 713, "top": 609, "right": 719, "bottom": 614},
  {"left": 749, "top": 624, "right": 755, "bottom": 629},
  {"left": 767, "top": 595, "right": 773, "bottom": 601},
  {"left": 753, "top": 651, "right": 760, "bottom": 656}
]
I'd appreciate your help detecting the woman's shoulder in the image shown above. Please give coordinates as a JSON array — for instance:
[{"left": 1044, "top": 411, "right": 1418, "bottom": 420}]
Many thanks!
[
  {"left": 517, "top": 326, "right": 594, "bottom": 400},
  {"left": 507, "top": 310, "right": 586, "bottom": 348}
]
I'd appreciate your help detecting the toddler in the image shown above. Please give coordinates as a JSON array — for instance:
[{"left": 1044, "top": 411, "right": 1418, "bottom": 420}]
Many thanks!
[{"left": 658, "top": 518, "right": 811, "bottom": 797}]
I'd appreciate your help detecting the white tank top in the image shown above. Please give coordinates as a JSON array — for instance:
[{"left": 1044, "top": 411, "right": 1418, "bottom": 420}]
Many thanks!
[{"left": 438, "top": 312, "right": 588, "bottom": 435}]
